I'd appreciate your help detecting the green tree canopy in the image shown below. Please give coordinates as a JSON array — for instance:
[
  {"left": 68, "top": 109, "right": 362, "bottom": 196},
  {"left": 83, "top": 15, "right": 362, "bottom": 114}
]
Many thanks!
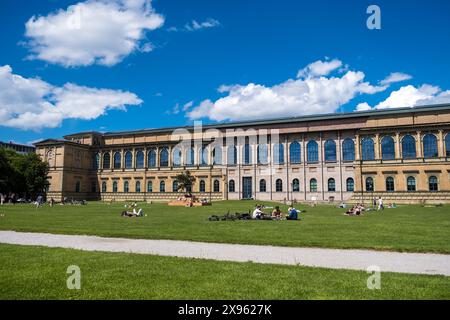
[{"left": 174, "top": 170, "right": 196, "bottom": 196}]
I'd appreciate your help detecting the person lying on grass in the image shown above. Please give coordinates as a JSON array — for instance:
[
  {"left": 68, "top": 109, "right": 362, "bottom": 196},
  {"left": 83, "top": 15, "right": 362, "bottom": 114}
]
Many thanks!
[
  {"left": 345, "top": 203, "right": 365, "bottom": 216},
  {"left": 121, "top": 207, "right": 143, "bottom": 218}
]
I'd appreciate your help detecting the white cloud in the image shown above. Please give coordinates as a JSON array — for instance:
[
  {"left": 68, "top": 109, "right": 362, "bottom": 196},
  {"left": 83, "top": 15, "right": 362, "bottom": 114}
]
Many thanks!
[
  {"left": 188, "top": 59, "right": 386, "bottom": 121},
  {"left": 184, "top": 18, "right": 221, "bottom": 31},
  {"left": 356, "top": 102, "right": 373, "bottom": 111},
  {"left": 24, "top": 0, "right": 164, "bottom": 67},
  {"left": 380, "top": 72, "right": 412, "bottom": 85},
  {"left": 0, "top": 65, "right": 142, "bottom": 130}
]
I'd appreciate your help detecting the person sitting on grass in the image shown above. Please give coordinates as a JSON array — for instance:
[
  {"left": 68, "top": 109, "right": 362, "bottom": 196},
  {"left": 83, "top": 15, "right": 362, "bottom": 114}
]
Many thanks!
[
  {"left": 252, "top": 205, "right": 264, "bottom": 219},
  {"left": 272, "top": 206, "right": 282, "bottom": 220},
  {"left": 286, "top": 207, "right": 299, "bottom": 220}
]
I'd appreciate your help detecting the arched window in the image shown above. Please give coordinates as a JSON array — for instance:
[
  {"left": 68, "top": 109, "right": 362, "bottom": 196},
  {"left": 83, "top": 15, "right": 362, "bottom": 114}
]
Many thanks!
[
  {"left": 407, "top": 176, "right": 416, "bottom": 192},
  {"left": 381, "top": 136, "right": 395, "bottom": 160},
  {"left": 213, "top": 147, "right": 222, "bottom": 165},
  {"left": 259, "top": 179, "right": 266, "bottom": 192},
  {"left": 135, "top": 181, "right": 141, "bottom": 193},
  {"left": 257, "top": 144, "right": 268, "bottom": 164},
  {"left": 103, "top": 153, "right": 111, "bottom": 169},
  {"left": 186, "top": 147, "right": 195, "bottom": 166},
  {"left": 423, "top": 134, "right": 438, "bottom": 158},
  {"left": 346, "top": 178, "right": 354, "bottom": 192},
  {"left": 160, "top": 180, "right": 166, "bottom": 193},
  {"left": 102, "top": 181, "right": 107, "bottom": 193},
  {"left": 136, "top": 151, "right": 144, "bottom": 169},
  {"left": 365, "top": 177, "right": 374, "bottom": 192},
  {"left": 199, "top": 180, "right": 206, "bottom": 192},
  {"left": 310, "top": 178, "right": 317, "bottom": 192},
  {"left": 148, "top": 149, "right": 156, "bottom": 168},
  {"left": 93, "top": 153, "right": 100, "bottom": 170},
  {"left": 172, "top": 148, "right": 182, "bottom": 167},
  {"left": 213, "top": 180, "right": 220, "bottom": 192},
  {"left": 386, "top": 177, "right": 395, "bottom": 192},
  {"left": 200, "top": 147, "right": 208, "bottom": 166},
  {"left": 342, "top": 138, "right": 355, "bottom": 161},
  {"left": 75, "top": 181, "right": 81, "bottom": 193},
  {"left": 328, "top": 178, "right": 336, "bottom": 192},
  {"left": 275, "top": 179, "right": 283, "bottom": 192},
  {"left": 113, "top": 152, "right": 121, "bottom": 169},
  {"left": 324, "top": 140, "right": 337, "bottom": 162},
  {"left": 124, "top": 181, "right": 129, "bottom": 193},
  {"left": 243, "top": 140, "right": 252, "bottom": 165},
  {"left": 273, "top": 143, "right": 284, "bottom": 164},
  {"left": 446, "top": 134, "right": 450, "bottom": 157},
  {"left": 113, "top": 181, "right": 118, "bottom": 192},
  {"left": 173, "top": 181, "right": 179, "bottom": 192},
  {"left": 307, "top": 141, "right": 319, "bottom": 163},
  {"left": 402, "top": 135, "right": 416, "bottom": 159},
  {"left": 229, "top": 180, "right": 235, "bottom": 193},
  {"left": 124, "top": 151, "right": 133, "bottom": 169},
  {"left": 160, "top": 148, "right": 169, "bottom": 167},
  {"left": 290, "top": 141, "right": 301, "bottom": 164},
  {"left": 147, "top": 181, "right": 153, "bottom": 193},
  {"left": 429, "top": 176, "right": 438, "bottom": 191},
  {"left": 227, "top": 145, "right": 237, "bottom": 165},
  {"left": 361, "top": 138, "right": 375, "bottom": 161},
  {"left": 91, "top": 181, "right": 97, "bottom": 194},
  {"left": 292, "top": 179, "right": 300, "bottom": 192}
]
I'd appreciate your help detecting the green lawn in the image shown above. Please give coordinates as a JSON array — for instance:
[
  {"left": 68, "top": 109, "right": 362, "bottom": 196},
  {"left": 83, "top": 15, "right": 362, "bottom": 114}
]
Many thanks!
[
  {"left": 0, "top": 201, "right": 449, "bottom": 253},
  {"left": 0, "top": 243, "right": 449, "bottom": 300}
]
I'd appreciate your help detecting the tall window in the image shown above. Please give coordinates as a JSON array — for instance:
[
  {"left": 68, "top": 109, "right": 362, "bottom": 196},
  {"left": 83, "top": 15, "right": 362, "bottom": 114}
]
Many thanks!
[
  {"left": 173, "top": 181, "right": 179, "bottom": 192},
  {"left": 275, "top": 179, "right": 283, "bottom": 192},
  {"left": 135, "top": 181, "right": 141, "bottom": 193},
  {"left": 324, "top": 140, "right": 337, "bottom": 162},
  {"left": 186, "top": 147, "right": 195, "bottom": 166},
  {"left": 124, "top": 151, "right": 133, "bottom": 169},
  {"left": 102, "top": 181, "right": 107, "bottom": 193},
  {"left": 147, "top": 181, "right": 153, "bottom": 193},
  {"left": 307, "top": 140, "right": 319, "bottom": 163},
  {"left": 292, "top": 179, "right": 300, "bottom": 192},
  {"left": 213, "top": 147, "right": 222, "bottom": 165},
  {"left": 227, "top": 146, "right": 237, "bottom": 165},
  {"left": 201, "top": 147, "right": 208, "bottom": 165},
  {"left": 407, "top": 176, "right": 416, "bottom": 192},
  {"left": 199, "top": 180, "right": 206, "bottom": 192},
  {"left": 124, "top": 181, "right": 129, "bottom": 193},
  {"left": 243, "top": 139, "right": 252, "bottom": 165},
  {"left": 113, "top": 181, "right": 118, "bottom": 192},
  {"left": 402, "top": 135, "right": 416, "bottom": 159},
  {"left": 289, "top": 141, "right": 301, "bottom": 164},
  {"left": 229, "top": 180, "right": 235, "bottom": 193},
  {"left": 429, "top": 176, "right": 438, "bottom": 191},
  {"left": 258, "top": 144, "right": 268, "bottom": 164},
  {"left": 75, "top": 181, "right": 81, "bottom": 193},
  {"left": 173, "top": 148, "right": 182, "bottom": 167},
  {"left": 273, "top": 143, "right": 284, "bottom": 164},
  {"left": 103, "top": 153, "right": 111, "bottom": 169},
  {"left": 346, "top": 178, "right": 354, "bottom": 192},
  {"left": 386, "top": 177, "right": 395, "bottom": 192},
  {"left": 310, "top": 178, "right": 317, "bottom": 192},
  {"left": 113, "top": 152, "right": 121, "bottom": 169},
  {"left": 365, "top": 177, "right": 374, "bottom": 192},
  {"left": 423, "top": 134, "right": 438, "bottom": 158},
  {"left": 160, "top": 180, "right": 166, "bottom": 193},
  {"left": 213, "top": 180, "right": 220, "bottom": 192},
  {"left": 328, "top": 178, "right": 336, "bottom": 192},
  {"left": 148, "top": 149, "right": 156, "bottom": 168},
  {"left": 446, "top": 134, "right": 450, "bottom": 157},
  {"left": 342, "top": 138, "right": 355, "bottom": 161},
  {"left": 160, "top": 148, "right": 169, "bottom": 167},
  {"left": 136, "top": 151, "right": 144, "bottom": 169},
  {"left": 93, "top": 153, "right": 100, "bottom": 170},
  {"left": 361, "top": 138, "right": 375, "bottom": 161},
  {"left": 259, "top": 179, "right": 266, "bottom": 192},
  {"left": 381, "top": 136, "right": 395, "bottom": 160}
]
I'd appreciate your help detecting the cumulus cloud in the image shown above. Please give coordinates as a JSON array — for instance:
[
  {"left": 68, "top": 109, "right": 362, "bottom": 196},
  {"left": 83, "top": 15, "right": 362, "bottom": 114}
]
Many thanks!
[
  {"left": 0, "top": 65, "right": 142, "bottom": 130},
  {"left": 24, "top": 0, "right": 164, "bottom": 67},
  {"left": 187, "top": 59, "right": 386, "bottom": 121},
  {"left": 380, "top": 72, "right": 412, "bottom": 85},
  {"left": 356, "top": 102, "right": 373, "bottom": 111}
]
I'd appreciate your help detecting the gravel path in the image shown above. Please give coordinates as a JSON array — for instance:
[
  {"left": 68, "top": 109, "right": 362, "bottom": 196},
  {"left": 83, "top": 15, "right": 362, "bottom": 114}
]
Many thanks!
[{"left": 1, "top": 231, "right": 449, "bottom": 276}]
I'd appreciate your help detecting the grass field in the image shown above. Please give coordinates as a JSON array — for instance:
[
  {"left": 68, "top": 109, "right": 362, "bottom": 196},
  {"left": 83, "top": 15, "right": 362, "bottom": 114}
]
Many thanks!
[
  {"left": 1, "top": 243, "right": 449, "bottom": 300},
  {"left": 0, "top": 201, "right": 449, "bottom": 253}
]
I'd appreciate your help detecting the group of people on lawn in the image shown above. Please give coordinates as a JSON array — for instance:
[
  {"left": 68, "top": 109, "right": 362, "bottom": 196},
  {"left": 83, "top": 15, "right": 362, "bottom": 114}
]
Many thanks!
[
  {"left": 344, "top": 197, "right": 397, "bottom": 216},
  {"left": 121, "top": 202, "right": 144, "bottom": 217},
  {"left": 252, "top": 204, "right": 301, "bottom": 220}
]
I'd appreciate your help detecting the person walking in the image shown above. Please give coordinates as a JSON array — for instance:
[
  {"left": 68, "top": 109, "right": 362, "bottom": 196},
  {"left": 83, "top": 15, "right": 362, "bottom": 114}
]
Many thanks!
[{"left": 377, "top": 197, "right": 384, "bottom": 211}]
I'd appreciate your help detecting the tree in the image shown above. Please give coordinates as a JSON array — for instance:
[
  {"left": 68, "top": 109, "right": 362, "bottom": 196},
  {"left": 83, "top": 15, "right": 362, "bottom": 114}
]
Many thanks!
[{"left": 174, "top": 170, "right": 196, "bottom": 196}]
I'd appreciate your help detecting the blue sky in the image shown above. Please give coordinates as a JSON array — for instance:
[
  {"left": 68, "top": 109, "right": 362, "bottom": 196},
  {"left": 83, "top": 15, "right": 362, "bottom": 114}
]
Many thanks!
[{"left": 1, "top": 0, "right": 450, "bottom": 144}]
